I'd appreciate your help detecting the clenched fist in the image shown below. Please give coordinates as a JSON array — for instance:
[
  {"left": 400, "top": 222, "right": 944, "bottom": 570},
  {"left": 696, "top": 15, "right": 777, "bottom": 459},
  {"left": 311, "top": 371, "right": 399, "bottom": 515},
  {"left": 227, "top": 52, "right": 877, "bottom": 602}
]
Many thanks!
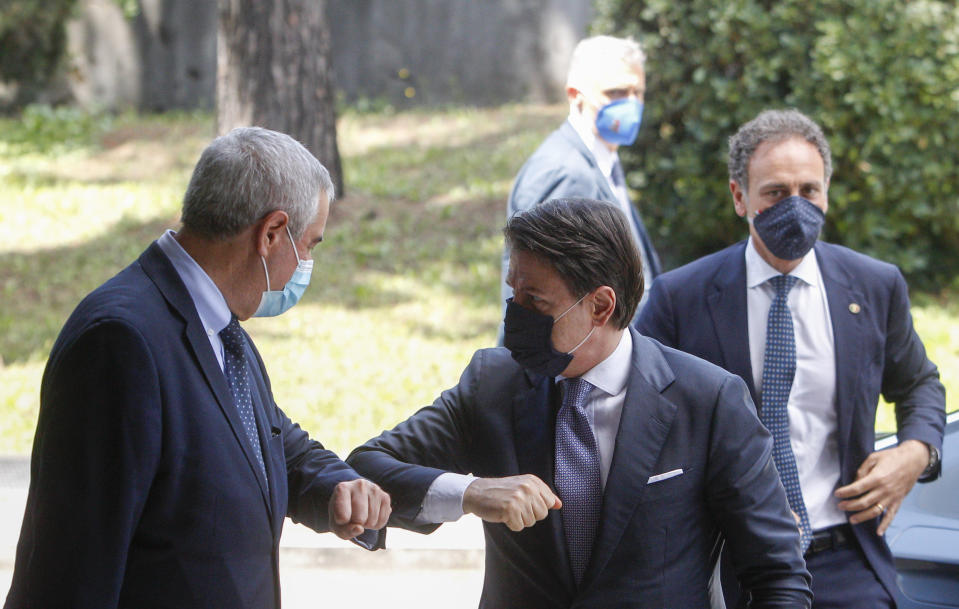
[{"left": 463, "top": 474, "right": 562, "bottom": 531}]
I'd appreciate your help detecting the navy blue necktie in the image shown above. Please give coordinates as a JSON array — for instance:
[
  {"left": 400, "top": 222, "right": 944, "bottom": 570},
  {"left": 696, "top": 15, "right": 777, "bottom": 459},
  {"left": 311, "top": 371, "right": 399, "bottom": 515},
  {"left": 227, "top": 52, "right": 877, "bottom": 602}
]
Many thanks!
[
  {"left": 220, "top": 317, "right": 267, "bottom": 480},
  {"left": 760, "top": 275, "right": 811, "bottom": 552},
  {"left": 555, "top": 377, "right": 602, "bottom": 583}
]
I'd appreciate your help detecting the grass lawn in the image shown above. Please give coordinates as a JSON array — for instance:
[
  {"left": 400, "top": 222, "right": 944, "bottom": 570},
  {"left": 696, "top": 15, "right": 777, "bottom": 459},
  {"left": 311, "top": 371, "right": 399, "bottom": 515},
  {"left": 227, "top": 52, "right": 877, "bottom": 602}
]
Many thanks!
[{"left": 0, "top": 105, "right": 955, "bottom": 456}]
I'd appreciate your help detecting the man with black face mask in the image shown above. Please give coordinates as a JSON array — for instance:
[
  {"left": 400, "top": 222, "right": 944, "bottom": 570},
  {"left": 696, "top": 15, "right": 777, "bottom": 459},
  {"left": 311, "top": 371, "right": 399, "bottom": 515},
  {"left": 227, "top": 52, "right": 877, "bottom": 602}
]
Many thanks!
[
  {"left": 638, "top": 109, "right": 946, "bottom": 609},
  {"left": 349, "top": 198, "right": 812, "bottom": 608}
]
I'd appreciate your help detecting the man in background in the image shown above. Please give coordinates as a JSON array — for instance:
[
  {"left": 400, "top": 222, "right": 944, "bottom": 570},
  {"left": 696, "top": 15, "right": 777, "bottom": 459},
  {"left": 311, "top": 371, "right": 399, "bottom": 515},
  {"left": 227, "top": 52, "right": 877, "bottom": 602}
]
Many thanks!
[
  {"left": 638, "top": 109, "right": 946, "bottom": 608},
  {"left": 5, "top": 127, "right": 391, "bottom": 609},
  {"left": 502, "top": 35, "right": 661, "bottom": 326}
]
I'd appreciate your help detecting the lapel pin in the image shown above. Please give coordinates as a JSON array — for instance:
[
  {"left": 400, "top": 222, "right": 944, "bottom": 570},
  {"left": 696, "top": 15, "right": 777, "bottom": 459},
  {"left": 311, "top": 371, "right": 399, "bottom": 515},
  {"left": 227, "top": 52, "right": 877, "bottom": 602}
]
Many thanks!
[{"left": 849, "top": 303, "right": 861, "bottom": 314}]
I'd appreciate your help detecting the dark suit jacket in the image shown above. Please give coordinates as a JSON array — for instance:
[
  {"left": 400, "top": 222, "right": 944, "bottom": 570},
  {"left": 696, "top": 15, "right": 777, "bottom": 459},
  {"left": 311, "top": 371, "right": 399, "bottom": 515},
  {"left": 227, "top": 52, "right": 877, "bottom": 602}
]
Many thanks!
[
  {"left": 348, "top": 329, "right": 812, "bottom": 608},
  {"left": 5, "top": 243, "right": 364, "bottom": 609},
  {"left": 501, "top": 121, "right": 662, "bottom": 306},
  {"left": 637, "top": 240, "right": 946, "bottom": 602}
]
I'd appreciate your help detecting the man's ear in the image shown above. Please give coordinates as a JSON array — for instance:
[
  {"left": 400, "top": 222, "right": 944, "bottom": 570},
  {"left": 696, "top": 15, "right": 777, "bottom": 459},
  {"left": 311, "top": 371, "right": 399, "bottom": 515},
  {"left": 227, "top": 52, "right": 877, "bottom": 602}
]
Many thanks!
[
  {"left": 254, "top": 210, "right": 290, "bottom": 257},
  {"left": 589, "top": 286, "right": 617, "bottom": 327},
  {"left": 731, "top": 180, "right": 748, "bottom": 218}
]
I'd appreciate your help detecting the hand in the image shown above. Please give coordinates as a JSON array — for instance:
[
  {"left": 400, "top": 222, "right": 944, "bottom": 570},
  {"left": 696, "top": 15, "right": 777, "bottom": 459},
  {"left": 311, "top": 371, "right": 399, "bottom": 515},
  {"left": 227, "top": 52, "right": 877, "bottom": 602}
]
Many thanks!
[
  {"left": 834, "top": 439, "right": 928, "bottom": 535},
  {"left": 329, "top": 478, "right": 392, "bottom": 540},
  {"left": 463, "top": 474, "right": 562, "bottom": 532}
]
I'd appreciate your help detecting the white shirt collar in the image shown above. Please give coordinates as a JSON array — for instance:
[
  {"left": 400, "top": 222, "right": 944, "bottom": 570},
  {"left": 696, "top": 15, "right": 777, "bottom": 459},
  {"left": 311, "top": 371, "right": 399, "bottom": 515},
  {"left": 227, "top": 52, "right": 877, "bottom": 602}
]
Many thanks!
[
  {"left": 745, "top": 236, "right": 821, "bottom": 290},
  {"left": 156, "top": 230, "right": 233, "bottom": 334},
  {"left": 567, "top": 114, "right": 617, "bottom": 180},
  {"left": 565, "top": 329, "right": 632, "bottom": 397}
]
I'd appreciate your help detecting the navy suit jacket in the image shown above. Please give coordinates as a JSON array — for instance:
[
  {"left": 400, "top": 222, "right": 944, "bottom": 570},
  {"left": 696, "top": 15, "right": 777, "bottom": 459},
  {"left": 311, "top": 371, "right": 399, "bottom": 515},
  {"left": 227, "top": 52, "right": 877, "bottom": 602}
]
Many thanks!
[
  {"left": 349, "top": 329, "right": 812, "bottom": 608},
  {"left": 502, "top": 121, "right": 662, "bottom": 306},
  {"left": 637, "top": 240, "right": 946, "bottom": 601},
  {"left": 5, "top": 243, "right": 365, "bottom": 609}
]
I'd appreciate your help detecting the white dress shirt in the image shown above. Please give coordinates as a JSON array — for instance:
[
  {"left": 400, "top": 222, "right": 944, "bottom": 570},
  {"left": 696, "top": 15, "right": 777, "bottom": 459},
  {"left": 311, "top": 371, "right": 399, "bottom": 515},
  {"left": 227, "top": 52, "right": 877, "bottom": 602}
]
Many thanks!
[
  {"left": 417, "top": 330, "right": 633, "bottom": 523},
  {"left": 745, "top": 238, "right": 846, "bottom": 529},
  {"left": 566, "top": 114, "right": 639, "bottom": 240},
  {"left": 157, "top": 230, "right": 233, "bottom": 371}
]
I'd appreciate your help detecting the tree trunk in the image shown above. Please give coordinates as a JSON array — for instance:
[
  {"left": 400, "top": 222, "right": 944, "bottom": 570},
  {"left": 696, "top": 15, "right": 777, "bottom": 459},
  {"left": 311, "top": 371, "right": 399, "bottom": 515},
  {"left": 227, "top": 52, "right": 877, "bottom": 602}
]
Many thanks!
[{"left": 216, "top": 0, "right": 343, "bottom": 194}]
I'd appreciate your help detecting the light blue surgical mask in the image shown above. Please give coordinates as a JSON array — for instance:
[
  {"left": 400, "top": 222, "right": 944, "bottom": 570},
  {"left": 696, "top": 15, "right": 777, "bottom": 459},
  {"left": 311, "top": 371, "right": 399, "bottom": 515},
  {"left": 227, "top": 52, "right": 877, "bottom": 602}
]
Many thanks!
[
  {"left": 252, "top": 226, "right": 313, "bottom": 317},
  {"left": 595, "top": 98, "right": 643, "bottom": 146}
]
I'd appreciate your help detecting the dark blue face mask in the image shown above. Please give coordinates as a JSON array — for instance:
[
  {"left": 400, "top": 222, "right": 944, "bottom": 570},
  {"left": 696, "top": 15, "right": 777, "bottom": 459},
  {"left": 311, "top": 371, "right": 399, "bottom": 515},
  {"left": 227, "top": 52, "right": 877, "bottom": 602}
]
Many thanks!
[
  {"left": 750, "top": 195, "right": 825, "bottom": 260},
  {"left": 502, "top": 296, "right": 594, "bottom": 378}
]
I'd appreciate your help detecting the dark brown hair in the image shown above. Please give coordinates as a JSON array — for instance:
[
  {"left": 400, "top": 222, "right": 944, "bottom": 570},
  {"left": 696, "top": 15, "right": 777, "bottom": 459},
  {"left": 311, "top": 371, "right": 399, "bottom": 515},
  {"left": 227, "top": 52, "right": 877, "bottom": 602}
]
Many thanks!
[{"left": 504, "top": 198, "right": 643, "bottom": 329}]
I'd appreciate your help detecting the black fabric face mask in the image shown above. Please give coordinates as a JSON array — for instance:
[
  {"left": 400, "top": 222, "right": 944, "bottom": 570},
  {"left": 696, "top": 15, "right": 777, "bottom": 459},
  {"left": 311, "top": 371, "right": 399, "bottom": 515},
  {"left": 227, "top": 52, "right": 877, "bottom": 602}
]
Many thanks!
[{"left": 502, "top": 296, "right": 593, "bottom": 378}]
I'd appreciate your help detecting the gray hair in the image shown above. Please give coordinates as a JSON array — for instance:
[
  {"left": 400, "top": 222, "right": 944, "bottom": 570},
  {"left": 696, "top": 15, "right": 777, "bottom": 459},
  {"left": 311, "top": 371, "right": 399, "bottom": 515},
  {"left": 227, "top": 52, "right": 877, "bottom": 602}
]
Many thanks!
[
  {"left": 566, "top": 35, "right": 646, "bottom": 91},
  {"left": 728, "top": 109, "right": 833, "bottom": 189},
  {"left": 181, "top": 126, "right": 334, "bottom": 239}
]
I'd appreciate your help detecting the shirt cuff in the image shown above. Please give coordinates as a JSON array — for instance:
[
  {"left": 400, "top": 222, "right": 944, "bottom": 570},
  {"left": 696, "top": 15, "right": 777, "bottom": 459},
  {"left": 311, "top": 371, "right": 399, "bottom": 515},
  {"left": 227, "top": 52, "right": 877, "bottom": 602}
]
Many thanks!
[{"left": 414, "top": 472, "right": 477, "bottom": 524}]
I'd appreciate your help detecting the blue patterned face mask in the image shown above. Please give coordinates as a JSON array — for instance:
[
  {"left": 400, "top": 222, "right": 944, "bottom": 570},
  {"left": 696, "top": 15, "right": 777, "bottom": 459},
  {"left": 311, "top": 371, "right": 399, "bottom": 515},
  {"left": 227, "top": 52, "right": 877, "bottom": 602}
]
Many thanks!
[
  {"left": 595, "top": 98, "right": 644, "bottom": 146},
  {"left": 252, "top": 226, "right": 313, "bottom": 317},
  {"left": 749, "top": 195, "right": 825, "bottom": 260}
]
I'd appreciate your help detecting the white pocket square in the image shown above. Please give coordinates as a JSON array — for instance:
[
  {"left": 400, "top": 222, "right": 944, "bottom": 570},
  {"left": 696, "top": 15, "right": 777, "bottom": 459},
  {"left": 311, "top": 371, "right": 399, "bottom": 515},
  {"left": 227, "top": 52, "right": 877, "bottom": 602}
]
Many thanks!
[{"left": 647, "top": 469, "right": 684, "bottom": 484}]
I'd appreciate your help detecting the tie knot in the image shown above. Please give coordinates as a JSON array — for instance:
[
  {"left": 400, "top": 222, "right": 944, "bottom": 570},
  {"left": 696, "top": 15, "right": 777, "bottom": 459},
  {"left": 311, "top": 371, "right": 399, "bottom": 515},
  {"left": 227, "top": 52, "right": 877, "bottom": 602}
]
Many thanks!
[
  {"left": 561, "top": 377, "right": 593, "bottom": 411},
  {"left": 769, "top": 274, "right": 799, "bottom": 297},
  {"left": 219, "top": 316, "right": 246, "bottom": 356}
]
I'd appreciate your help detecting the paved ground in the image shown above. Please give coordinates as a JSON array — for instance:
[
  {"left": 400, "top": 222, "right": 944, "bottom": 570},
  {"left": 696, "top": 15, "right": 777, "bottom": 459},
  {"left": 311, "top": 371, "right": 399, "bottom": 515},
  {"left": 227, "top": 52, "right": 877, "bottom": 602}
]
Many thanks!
[{"left": 0, "top": 456, "right": 486, "bottom": 608}]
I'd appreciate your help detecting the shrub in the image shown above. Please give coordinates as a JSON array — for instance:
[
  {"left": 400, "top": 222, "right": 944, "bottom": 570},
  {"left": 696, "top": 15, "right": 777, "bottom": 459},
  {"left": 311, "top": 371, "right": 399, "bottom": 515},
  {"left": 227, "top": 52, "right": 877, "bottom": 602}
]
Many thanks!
[
  {"left": 3, "top": 104, "right": 112, "bottom": 154},
  {"left": 593, "top": 0, "right": 959, "bottom": 289},
  {"left": 0, "top": 0, "right": 77, "bottom": 108}
]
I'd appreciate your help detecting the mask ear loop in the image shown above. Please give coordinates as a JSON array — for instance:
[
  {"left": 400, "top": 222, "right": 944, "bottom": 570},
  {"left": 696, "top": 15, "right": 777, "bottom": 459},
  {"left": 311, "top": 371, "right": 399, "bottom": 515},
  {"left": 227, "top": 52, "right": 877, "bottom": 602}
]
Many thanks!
[
  {"left": 555, "top": 292, "right": 590, "bottom": 322},
  {"left": 286, "top": 225, "right": 303, "bottom": 264},
  {"left": 260, "top": 257, "right": 271, "bottom": 291},
  {"left": 554, "top": 291, "right": 596, "bottom": 355},
  {"left": 567, "top": 325, "right": 596, "bottom": 355}
]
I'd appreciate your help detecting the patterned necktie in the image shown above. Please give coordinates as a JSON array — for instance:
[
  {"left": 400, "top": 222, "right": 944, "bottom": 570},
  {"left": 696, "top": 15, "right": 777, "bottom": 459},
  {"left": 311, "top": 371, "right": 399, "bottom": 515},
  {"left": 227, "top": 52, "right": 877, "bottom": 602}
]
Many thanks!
[
  {"left": 760, "top": 275, "right": 811, "bottom": 552},
  {"left": 220, "top": 317, "right": 267, "bottom": 480},
  {"left": 555, "top": 377, "right": 602, "bottom": 584}
]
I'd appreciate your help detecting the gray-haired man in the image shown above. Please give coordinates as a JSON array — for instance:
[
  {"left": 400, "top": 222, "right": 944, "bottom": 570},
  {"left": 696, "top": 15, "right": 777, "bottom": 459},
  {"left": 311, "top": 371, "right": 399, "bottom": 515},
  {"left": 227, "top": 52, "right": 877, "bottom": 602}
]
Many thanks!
[
  {"left": 5, "top": 127, "right": 391, "bottom": 609},
  {"left": 501, "top": 35, "right": 662, "bottom": 331}
]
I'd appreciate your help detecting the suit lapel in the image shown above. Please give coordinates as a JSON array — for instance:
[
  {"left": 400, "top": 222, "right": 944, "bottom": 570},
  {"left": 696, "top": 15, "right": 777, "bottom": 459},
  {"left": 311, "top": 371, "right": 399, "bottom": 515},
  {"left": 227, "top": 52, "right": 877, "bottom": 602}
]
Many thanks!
[
  {"left": 139, "top": 243, "right": 273, "bottom": 507},
  {"left": 558, "top": 122, "right": 661, "bottom": 277},
  {"left": 816, "top": 243, "right": 866, "bottom": 473},
  {"left": 583, "top": 330, "right": 677, "bottom": 588},
  {"left": 512, "top": 374, "right": 575, "bottom": 589},
  {"left": 512, "top": 374, "right": 556, "bottom": 481},
  {"left": 247, "top": 352, "right": 280, "bottom": 526},
  {"left": 558, "top": 122, "right": 619, "bottom": 205},
  {"left": 706, "top": 243, "right": 757, "bottom": 403}
]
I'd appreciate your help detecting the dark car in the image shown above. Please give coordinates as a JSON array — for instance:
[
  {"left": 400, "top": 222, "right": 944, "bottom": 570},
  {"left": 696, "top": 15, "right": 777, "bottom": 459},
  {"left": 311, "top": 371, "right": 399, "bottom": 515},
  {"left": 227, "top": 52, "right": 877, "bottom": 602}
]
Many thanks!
[{"left": 879, "top": 410, "right": 959, "bottom": 608}]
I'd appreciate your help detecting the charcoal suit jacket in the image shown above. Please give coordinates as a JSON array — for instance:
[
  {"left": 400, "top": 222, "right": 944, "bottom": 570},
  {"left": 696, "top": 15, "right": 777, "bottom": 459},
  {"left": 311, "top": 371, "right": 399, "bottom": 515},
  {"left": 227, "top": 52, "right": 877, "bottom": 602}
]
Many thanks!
[{"left": 349, "top": 329, "right": 812, "bottom": 608}]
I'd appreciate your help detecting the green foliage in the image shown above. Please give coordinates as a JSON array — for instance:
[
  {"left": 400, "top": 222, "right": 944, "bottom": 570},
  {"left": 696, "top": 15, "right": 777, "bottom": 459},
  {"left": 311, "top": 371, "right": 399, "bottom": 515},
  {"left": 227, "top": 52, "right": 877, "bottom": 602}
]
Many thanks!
[
  {"left": 594, "top": 0, "right": 959, "bottom": 288},
  {"left": 0, "top": 106, "right": 559, "bottom": 455},
  {"left": 0, "top": 0, "right": 77, "bottom": 105},
  {"left": 0, "top": 107, "right": 953, "bottom": 456},
  {"left": 4, "top": 104, "right": 112, "bottom": 153}
]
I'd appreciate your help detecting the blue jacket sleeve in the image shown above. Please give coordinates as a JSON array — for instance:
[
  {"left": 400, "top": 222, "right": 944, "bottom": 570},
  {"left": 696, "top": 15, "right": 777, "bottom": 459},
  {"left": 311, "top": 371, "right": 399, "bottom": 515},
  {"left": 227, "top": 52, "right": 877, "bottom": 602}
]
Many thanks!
[{"left": 6, "top": 319, "right": 162, "bottom": 608}]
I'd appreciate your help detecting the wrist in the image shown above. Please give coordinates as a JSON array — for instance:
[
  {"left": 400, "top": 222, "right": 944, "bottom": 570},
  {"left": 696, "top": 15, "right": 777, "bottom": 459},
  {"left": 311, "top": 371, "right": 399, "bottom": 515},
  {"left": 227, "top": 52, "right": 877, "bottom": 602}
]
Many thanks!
[
  {"left": 462, "top": 478, "right": 483, "bottom": 515},
  {"left": 900, "top": 439, "right": 933, "bottom": 475}
]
